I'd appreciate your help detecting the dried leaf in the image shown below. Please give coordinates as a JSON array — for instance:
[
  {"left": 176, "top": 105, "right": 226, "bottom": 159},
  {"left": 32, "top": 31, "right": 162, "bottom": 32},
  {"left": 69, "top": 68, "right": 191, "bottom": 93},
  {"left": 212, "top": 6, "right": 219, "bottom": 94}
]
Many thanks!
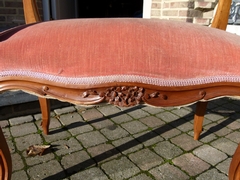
[{"left": 26, "top": 145, "right": 51, "bottom": 156}]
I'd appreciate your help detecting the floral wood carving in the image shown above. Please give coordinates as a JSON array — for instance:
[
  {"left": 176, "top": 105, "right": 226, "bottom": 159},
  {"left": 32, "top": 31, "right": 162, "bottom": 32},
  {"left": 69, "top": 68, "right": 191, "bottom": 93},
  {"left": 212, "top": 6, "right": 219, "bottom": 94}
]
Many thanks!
[{"left": 82, "top": 86, "right": 160, "bottom": 107}]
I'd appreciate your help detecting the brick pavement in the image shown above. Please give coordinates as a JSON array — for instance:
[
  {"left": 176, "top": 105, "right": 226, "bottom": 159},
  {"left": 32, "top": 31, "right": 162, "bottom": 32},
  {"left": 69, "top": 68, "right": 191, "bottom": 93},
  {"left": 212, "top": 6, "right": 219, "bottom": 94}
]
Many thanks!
[{"left": 1, "top": 97, "right": 240, "bottom": 179}]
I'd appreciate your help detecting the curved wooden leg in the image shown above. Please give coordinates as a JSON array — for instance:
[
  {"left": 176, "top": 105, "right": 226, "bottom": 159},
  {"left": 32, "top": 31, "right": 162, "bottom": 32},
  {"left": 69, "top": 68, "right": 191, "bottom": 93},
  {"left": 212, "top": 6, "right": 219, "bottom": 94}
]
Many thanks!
[
  {"left": 194, "top": 101, "right": 208, "bottom": 140},
  {"left": 229, "top": 143, "right": 240, "bottom": 180},
  {"left": 38, "top": 97, "right": 50, "bottom": 135},
  {"left": 0, "top": 127, "right": 12, "bottom": 180}
]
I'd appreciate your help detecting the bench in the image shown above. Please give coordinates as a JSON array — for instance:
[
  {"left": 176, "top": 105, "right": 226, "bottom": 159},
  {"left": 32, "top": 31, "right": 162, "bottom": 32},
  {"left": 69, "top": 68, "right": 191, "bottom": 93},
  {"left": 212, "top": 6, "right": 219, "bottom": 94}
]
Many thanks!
[{"left": 1, "top": 0, "right": 240, "bottom": 179}]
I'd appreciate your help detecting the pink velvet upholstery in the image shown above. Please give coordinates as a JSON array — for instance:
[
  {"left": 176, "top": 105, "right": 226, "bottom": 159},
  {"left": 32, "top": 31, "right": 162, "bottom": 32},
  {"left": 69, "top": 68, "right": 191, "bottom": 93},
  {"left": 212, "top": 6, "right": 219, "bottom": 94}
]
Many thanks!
[{"left": 1, "top": 18, "right": 240, "bottom": 87}]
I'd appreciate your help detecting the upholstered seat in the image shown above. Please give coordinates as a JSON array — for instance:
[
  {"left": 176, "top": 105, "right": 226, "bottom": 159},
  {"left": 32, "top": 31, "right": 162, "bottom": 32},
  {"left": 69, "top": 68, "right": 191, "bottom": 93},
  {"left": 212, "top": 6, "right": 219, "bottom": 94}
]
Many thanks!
[{"left": 1, "top": 19, "right": 240, "bottom": 89}]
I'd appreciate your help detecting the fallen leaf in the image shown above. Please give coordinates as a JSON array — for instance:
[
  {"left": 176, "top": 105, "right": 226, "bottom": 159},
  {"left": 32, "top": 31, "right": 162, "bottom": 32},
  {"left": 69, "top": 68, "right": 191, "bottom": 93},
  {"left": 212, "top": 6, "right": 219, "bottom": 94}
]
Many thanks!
[{"left": 26, "top": 145, "right": 51, "bottom": 156}]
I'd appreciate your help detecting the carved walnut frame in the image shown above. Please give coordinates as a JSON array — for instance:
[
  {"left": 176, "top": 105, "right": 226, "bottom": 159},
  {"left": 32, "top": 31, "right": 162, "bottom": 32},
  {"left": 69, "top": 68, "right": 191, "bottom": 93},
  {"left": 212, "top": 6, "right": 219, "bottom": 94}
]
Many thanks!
[
  {"left": 1, "top": 0, "right": 240, "bottom": 180},
  {"left": 1, "top": 77, "right": 240, "bottom": 137}
]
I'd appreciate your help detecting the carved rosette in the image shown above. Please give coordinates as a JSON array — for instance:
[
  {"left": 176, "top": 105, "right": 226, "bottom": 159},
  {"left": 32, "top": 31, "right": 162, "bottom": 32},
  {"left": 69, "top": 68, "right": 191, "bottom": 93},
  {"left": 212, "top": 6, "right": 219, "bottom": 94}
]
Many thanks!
[{"left": 82, "top": 86, "right": 147, "bottom": 107}]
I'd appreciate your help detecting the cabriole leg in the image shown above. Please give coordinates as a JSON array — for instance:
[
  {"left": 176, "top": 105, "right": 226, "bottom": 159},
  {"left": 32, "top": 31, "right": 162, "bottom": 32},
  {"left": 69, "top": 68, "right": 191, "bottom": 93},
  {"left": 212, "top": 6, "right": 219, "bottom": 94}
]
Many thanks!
[
  {"left": 0, "top": 127, "right": 12, "bottom": 180},
  {"left": 194, "top": 101, "right": 208, "bottom": 140},
  {"left": 229, "top": 143, "right": 240, "bottom": 180},
  {"left": 38, "top": 97, "right": 51, "bottom": 135}
]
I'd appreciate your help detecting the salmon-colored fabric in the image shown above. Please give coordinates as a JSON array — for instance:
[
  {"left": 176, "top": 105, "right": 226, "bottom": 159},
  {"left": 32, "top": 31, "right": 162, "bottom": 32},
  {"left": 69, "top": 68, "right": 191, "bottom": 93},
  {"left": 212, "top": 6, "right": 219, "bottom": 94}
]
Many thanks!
[{"left": 1, "top": 18, "right": 240, "bottom": 86}]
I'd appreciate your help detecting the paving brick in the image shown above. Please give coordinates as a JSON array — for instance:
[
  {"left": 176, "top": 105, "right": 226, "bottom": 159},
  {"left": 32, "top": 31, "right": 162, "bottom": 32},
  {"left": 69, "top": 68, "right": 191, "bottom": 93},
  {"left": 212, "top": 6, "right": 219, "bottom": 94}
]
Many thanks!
[
  {"left": 196, "top": 169, "right": 228, "bottom": 180},
  {"left": 212, "top": 98, "right": 230, "bottom": 106},
  {"left": 10, "top": 123, "right": 37, "bottom": 137},
  {"left": 12, "top": 153, "right": 24, "bottom": 172},
  {"left": 67, "top": 121, "right": 94, "bottom": 136},
  {"left": 87, "top": 143, "right": 120, "bottom": 163},
  {"left": 50, "top": 137, "right": 83, "bottom": 156},
  {"left": 129, "top": 173, "right": 153, "bottom": 180},
  {"left": 133, "top": 130, "right": 164, "bottom": 147},
  {"left": 156, "top": 112, "right": 179, "bottom": 123},
  {"left": 185, "top": 114, "right": 211, "bottom": 126},
  {"left": 171, "top": 119, "right": 193, "bottom": 132},
  {"left": 111, "top": 114, "right": 133, "bottom": 124},
  {"left": 23, "top": 150, "right": 55, "bottom": 166},
  {"left": 7, "top": 139, "right": 15, "bottom": 154},
  {"left": 225, "top": 120, "right": 240, "bottom": 130},
  {"left": 221, "top": 102, "right": 240, "bottom": 111},
  {"left": 54, "top": 106, "right": 76, "bottom": 115},
  {"left": 156, "top": 124, "right": 181, "bottom": 139},
  {"left": 11, "top": 170, "right": 28, "bottom": 180},
  {"left": 171, "top": 107, "right": 192, "bottom": 117},
  {"left": 0, "top": 120, "right": 9, "bottom": 128},
  {"left": 204, "top": 113, "right": 225, "bottom": 122},
  {"left": 43, "top": 129, "right": 71, "bottom": 143},
  {"left": 139, "top": 116, "right": 165, "bottom": 128},
  {"left": 97, "top": 105, "right": 121, "bottom": 116},
  {"left": 153, "top": 141, "right": 183, "bottom": 159},
  {"left": 171, "top": 133, "right": 202, "bottom": 151},
  {"left": 35, "top": 117, "right": 62, "bottom": 131},
  {"left": 202, "top": 122, "right": 218, "bottom": 132},
  {"left": 184, "top": 104, "right": 196, "bottom": 111},
  {"left": 2, "top": 127, "right": 11, "bottom": 139},
  {"left": 207, "top": 101, "right": 220, "bottom": 110},
  {"left": 101, "top": 156, "right": 140, "bottom": 179},
  {"left": 75, "top": 104, "right": 98, "bottom": 111},
  {"left": 210, "top": 138, "right": 238, "bottom": 156},
  {"left": 9, "top": 115, "right": 33, "bottom": 125},
  {"left": 70, "top": 167, "right": 109, "bottom": 180},
  {"left": 87, "top": 117, "right": 114, "bottom": 130},
  {"left": 34, "top": 112, "right": 55, "bottom": 120},
  {"left": 112, "top": 136, "right": 143, "bottom": 155},
  {"left": 15, "top": 134, "right": 42, "bottom": 151},
  {"left": 141, "top": 106, "right": 165, "bottom": 114},
  {"left": 61, "top": 150, "right": 95, "bottom": 174},
  {"left": 81, "top": 108, "right": 103, "bottom": 120},
  {"left": 27, "top": 160, "right": 66, "bottom": 179},
  {"left": 100, "top": 125, "right": 129, "bottom": 140},
  {"left": 127, "top": 109, "right": 149, "bottom": 119},
  {"left": 195, "top": 130, "right": 218, "bottom": 143},
  {"left": 121, "top": 120, "right": 148, "bottom": 134},
  {"left": 230, "top": 112, "right": 240, "bottom": 122},
  {"left": 58, "top": 112, "right": 83, "bottom": 125},
  {"left": 193, "top": 145, "right": 227, "bottom": 166},
  {"left": 149, "top": 163, "right": 189, "bottom": 180},
  {"left": 76, "top": 131, "right": 107, "bottom": 148},
  {"left": 173, "top": 153, "right": 210, "bottom": 176},
  {"left": 216, "top": 158, "right": 232, "bottom": 175},
  {"left": 214, "top": 127, "right": 233, "bottom": 137},
  {"left": 226, "top": 131, "right": 240, "bottom": 143},
  {"left": 129, "top": 148, "right": 163, "bottom": 170}
]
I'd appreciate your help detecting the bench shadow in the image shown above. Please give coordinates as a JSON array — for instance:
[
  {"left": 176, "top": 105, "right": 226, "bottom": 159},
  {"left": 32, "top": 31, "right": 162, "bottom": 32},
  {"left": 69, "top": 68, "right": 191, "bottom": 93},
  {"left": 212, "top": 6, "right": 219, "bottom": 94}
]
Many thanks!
[
  {"left": 42, "top": 99, "right": 240, "bottom": 179},
  {"left": 48, "top": 105, "right": 147, "bottom": 135},
  {"left": 199, "top": 107, "right": 240, "bottom": 139},
  {"left": 43, "top": 105, "right": 196, "bottom": 179}
]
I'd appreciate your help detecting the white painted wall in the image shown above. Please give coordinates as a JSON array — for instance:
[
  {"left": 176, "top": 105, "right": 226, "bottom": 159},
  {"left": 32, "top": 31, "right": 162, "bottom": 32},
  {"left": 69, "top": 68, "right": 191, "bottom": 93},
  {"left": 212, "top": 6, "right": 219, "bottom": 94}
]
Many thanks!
[
  {"left": 227, "top": 25, "right": 240, "bottom": 36},
  {"left": 143, "top": 0, "right": 152, "bottom": 18}
]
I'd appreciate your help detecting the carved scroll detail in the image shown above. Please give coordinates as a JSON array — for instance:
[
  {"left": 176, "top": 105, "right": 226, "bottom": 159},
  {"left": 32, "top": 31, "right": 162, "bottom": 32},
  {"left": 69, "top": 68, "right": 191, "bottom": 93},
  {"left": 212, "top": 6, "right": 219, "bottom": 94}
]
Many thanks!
[
  {"left": 82, "top": 86, "right": 160, "bottom": 107},
  {"left": 82, "top": 86, "right": 144, "bottom": 107},
  {"left": 106, "top": 86, "right": 144, "bottom": 106}
]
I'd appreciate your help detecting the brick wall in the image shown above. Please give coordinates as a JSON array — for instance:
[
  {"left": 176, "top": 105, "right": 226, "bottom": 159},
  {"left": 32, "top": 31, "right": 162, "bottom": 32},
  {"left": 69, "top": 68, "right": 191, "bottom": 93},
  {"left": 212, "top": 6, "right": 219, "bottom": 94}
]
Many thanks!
[
  {"left": 0, "top": 0, "right": 42, "bottom": 29},
  {"left": 151, "top": 0, "right": 218, "bottom": 25}
]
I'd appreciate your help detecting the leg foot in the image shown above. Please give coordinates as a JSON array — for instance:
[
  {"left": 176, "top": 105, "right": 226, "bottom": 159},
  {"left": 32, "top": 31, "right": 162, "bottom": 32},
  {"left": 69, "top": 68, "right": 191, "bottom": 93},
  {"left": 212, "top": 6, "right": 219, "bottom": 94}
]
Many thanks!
[
  {"left": 0, "top": 127, "right": 12, "bottom": 180},
  {"left": 38, "top": 97, "right": 51, "bottom": 135},
  {"left": 194, "top": 101, "right": 208, "bottom": 140},
  {"left": 229, "top": 143, "right": 240, "bottom": 180}
]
